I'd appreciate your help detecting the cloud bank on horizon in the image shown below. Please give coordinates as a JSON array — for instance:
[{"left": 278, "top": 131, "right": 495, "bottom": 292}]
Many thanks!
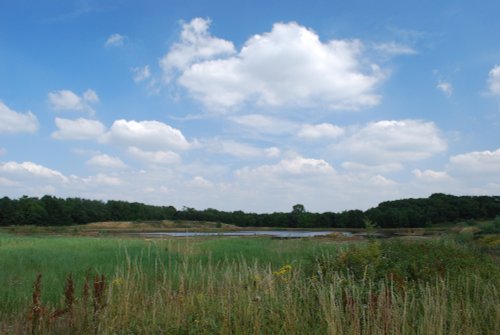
[{"left": 1, "top": 1, "right": 499, "bottom": 213}]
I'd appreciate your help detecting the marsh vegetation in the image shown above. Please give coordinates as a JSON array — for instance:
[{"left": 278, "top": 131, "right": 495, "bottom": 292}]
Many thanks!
[{"left": 1, "top": 228, "right": 499, "bottom": 334}]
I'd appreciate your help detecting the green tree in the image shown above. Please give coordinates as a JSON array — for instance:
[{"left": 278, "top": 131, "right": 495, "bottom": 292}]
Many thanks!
[{"left": 292, "top": 204, "right": 305, "bottom": 214}]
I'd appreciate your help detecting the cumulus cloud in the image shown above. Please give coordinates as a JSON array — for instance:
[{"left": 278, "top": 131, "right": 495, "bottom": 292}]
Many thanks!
[
  {"left": 0, "top": 161, "right": 67, "bottom": 181},
  {"left": 341, "top": 161, "right": 403, "bottom": 173},
  {"left": 0, "top": 101, "right": 39, "bottom": 134},
  {"left": 0, "top": 158, "right": 405, "bottom": 213},
  {"left": 237, "top": 155, "right": 334, "bottom": 177},
  {"left": 448, "top": 149, "right": 500, "bottom": 177},
  {"left": 52, "top": 117, "right": 106, "bottom": 140},
  {"left": 189, "top": 175, "right": 213, "bottom": 188},
  {"left": 488, "top": 65, "right": 500, "bottom": 95},
  {"left": 103, "top": 119, "right": 193, "bottom": 151},
  {"left": 230, "top": 114, "right": 297, "bottom": 135},
  {"left": 334, "top": 120, "right": 447, "bottom": 164},
  {"left": 411, "top": 149, "right": 500, "bottom": 194},
  {"left": 105, "top": 33, "right": 126, "bottom": 47},
  {"left": 82, "top": 173, "right": 122, "bottom": 186},
  {"left": 83, "top": 89, "right": 99, "bottom": 103},
  {"left": 298, "top": 123, "right": 344, "bottom": 139},
  {"left": 0, "top": 176, "right": 17, "bottom": 186},
  {"left": 369, "top": 174, "right": 398, "bottom": 187},
  {"left": 164, "top": 19, "right": 384, "bottom": 111},
  {"left": 86, "top": 154, "right": 127, "bottom": 169},
  {"left": 264, "top": 147, "right": 281, "bottom": 158},
  {"left": 207, "top": 139, "right": 280, "bottom": 159},
  {"left": 230, "top": 156, "right": 403, "bottom": 212},
  {"left": 412, "top": 169, "right": 451, "bottom": 182},
  {"left": 48, "top": 89, "right": 99, "bottom": 114},
  {"left": 437, "top": 81, "right": 453, "bottom": 97},
  {"left": 132, "top": 65, "right": 151, "bottom": 83},
  {"left": 127, "top": 147, "right": 181, "bottom": 165},
  {"left": 160, "top": 18, "right": 235, "bottom": 78},
  {"left": 0, "top": 159, "right": 129, "bottom": 198}
]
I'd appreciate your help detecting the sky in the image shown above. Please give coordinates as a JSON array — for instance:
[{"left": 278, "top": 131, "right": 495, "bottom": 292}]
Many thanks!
[{"left": 1, "top": 0, "right": 499, "bottom": 213}]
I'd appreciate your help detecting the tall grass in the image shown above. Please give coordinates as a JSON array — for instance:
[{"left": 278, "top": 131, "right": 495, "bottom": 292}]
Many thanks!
[{"left": 0, "top": 233, "right": 499, "bottom": 334}]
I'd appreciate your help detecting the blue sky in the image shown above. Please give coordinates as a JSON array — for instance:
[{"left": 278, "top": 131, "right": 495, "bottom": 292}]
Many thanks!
[{"left": 1, "top": 0, "right": 499, "bottom": 212}]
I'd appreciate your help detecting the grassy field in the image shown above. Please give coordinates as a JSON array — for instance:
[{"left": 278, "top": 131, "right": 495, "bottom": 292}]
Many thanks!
[{"left": 0, "top": 231, "right": 499, "bottom": 334}]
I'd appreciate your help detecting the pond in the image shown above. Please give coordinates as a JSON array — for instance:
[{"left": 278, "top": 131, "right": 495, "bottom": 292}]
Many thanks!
[{"left": 133, "top": 230, "right": 353, "bottom": 238}]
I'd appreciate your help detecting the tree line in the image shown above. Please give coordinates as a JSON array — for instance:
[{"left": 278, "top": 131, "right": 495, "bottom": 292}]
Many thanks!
[{"left": 0, "top": 193, "right": 499, "bottom": 228}]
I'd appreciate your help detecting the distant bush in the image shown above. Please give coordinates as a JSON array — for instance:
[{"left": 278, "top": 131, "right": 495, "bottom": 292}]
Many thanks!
[{"left": 478, "top": 217, "right": 500, "bottom": 234}]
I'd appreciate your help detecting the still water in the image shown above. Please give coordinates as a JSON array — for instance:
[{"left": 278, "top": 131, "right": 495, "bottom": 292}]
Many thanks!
[{"left": 135, "top": 231, "right": 353, "bottom": 238}]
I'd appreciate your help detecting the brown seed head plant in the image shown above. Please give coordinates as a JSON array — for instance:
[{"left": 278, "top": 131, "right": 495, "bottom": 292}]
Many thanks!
[
  {"left": 92, "top": 274, "right": 106, "bottom": 334},
  {"left": 30, "top": 274, "right": 43, "bottom": 335}
]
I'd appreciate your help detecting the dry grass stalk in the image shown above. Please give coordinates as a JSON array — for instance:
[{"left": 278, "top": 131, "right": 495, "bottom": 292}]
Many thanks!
[
  {"left": 29, "top": 273, "right": 43, "bottom": 335},
  {"left": 92, "top": 274, "right": 106, "bottom": 335},
  {"left": 48, "top": 273, "right": 75, "bottom": 333},
  {"left": 82, "top": 273, "right": 90, "bottom": 330}
]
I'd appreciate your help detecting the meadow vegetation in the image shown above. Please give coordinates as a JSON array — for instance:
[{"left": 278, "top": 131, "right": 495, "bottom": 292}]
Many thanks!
[{"left": 0, "top": 230, "right": 499, "bottom": 334}]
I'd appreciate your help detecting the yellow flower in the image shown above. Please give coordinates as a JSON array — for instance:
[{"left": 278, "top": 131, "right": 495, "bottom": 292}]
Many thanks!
[
  {"left": 273, "top": 264, "right": 292, "bottom": 276},
  {"left": 112, "top": 277, "right": 123, "bottom": 286}
]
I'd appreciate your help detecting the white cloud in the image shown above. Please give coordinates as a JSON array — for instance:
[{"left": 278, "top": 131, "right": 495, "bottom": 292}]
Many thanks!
[
  {"left": 210, "top": 140, "right": 261, "bottom": 158},
  {"left": 103, "top": 119, "right": 193, "bottom": 151},
  {"left": 132, "top": 65, "right": 151, "bottom": 82},
  {"left": 83, "top": 89, "right": 99, "bottom": 103},
  {"left": 437, "top": 81, "right": 453, "bottom": 97},
  {"left": 0, "top": 161, "right": 67, "bottom": 181},
  {"left": 0, "top": 161, "right": 81, "bottom": 198},
  {"left": 264, "top": 147, "right": 281, "bottom": 158},
  {"left": 341, "top": 161, "right": 403, "bottom": 173},
  {"left": 49, "top": 90, "right": 81, "bottom": 110},
  {"left": 334, "top": 120, "right": 447, "bottom": 164},
  {"left": 82, "top": 173, "right": 122, "bottom": 186},
  {"left": 230, "top": 114, "right": 297, "bottom": 135},
  {"left": 52, "top": 117, "right": 106, "bottom": 140},
  {"left": 127, "top": 147, "right": 181, "bottom": 165},
  {"left": 0, "top": 158, "right": 404, "bottom": 213},
  {"left": 0, "top": 101, "right": 38, "bottom": 134},
  {"left": 410, "top": 149, "right": 500, "bottom": 195},
  {"left": 71, "top": 148, "right": 100, "bottom": 156},
  {"left": 373, "top": 42, "right": 417, "bottom": 55},
  {"left": 230, "top": 156, "right": 403, "bottom": 212},
  {"left": 167, "top": 19, "right": 384, "bottom": 111},
  {"left": 105, "top": 33, "right": 126, "bottom": 47},
  {"left": 412, "top": 169, "right": 451, "bottom": 182},
  {"left": 298, "top": 123, "right": 344, "bottom": 139},
  {"left": 160, "top": 18, "right": 235, "bottom": 78},
  {"left": 189, "top": 175, "right": 213, "bottom": 188},
  {"left": 369, "top": 174, "right": 398, "bottom": 187},
  {"left": 0, "top": 176, "right": 18, "bottom": 186},
  {"left": 207, "top": 139, "right": 280, "bottom": 159},
  {"left": 448, "top": 149, "right": 500, "bottom": 177},
  {"left": 488, "top": 65, "right": 500, "bottom": 95},
  {"left": 48, "top": 89, "right": 99, "bottom": 114},
  {"left": 0, "top": 161, "right": 125, "bottom": 197},
  {"left": 86, "top": 154, "right": 127, "bottom": 169},
  {"left": 237, "top": 155, "right": 334, "bottom": 177}
]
